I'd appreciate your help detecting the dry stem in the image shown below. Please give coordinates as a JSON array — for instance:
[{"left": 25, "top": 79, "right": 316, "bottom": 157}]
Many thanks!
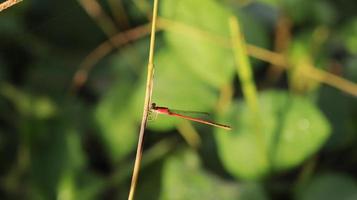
[
  {"left": 128, "top": 0, "right": 159, "bottom": 199},
  {"left": 0, "top": 0, "right": 22, "bottom": 12},
  {"left": 71, "top": 23, "right": 152, "bottom": 91}
]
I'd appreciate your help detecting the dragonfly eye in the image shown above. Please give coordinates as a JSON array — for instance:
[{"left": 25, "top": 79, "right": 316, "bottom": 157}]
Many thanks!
[{"left": 151, "top": 103, "right": 156, "bottom": 109}]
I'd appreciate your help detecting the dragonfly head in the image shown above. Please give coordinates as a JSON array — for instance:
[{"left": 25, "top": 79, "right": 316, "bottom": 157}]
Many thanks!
[{"left": 151, "top": 103, "right": 157, "bottom": 109}]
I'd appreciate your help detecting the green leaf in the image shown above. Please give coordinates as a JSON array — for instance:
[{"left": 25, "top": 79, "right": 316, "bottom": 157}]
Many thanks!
[
  {"left": 215, "top": 90, "right": 331, "bottom": 180},
  {"left": 153, "top": 50, "right": 217, "bottom": 108},
  {"left": 297, "top": 173, "right": 357, "bottom": 200},
  {"left": 159, "top": 149, "right": 240, "bottom": 200},
  {"left": 161, "top": 0, "right": 234, "bottom": 88},
  {"left": 159, "top": 149, "right": 269, "bottom": 200},
  {"left": 95, "top": 81, "right": 138, "bottom": 162},
  {"left": 29, "top": 122, "right": 85, "bottom": 199}
]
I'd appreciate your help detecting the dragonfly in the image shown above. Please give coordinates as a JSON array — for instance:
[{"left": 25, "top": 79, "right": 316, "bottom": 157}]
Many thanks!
[{"left": 150, "top": 103, "right": 231, "bottom": 130}]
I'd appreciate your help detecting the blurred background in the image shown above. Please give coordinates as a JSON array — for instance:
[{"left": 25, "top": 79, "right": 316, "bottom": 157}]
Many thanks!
[{"left": 1, "top": 0, "right": 357, "bottom": 199}]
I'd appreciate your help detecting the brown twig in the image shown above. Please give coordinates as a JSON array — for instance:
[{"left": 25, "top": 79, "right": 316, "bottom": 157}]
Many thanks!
[
  {"left": 246, "top": 46, "right": 357, "bottom": 96},
  {"left": 71, "top": 16, "right": 357, "bottom": 97},
  {"left": 266, "top": 14, "right": 292, "bottom": 83},
  {"left": 127, "top": 0, "right": 159, "bottom": 199},
  {"left": 176, "top": 121, "right": 201, "bottom": 148},
  {"left": 71, "top": 23, "right": 152, "bottom": 91},
  {"left": 0, "top": 0, "right": 22, "bottom": 12}
]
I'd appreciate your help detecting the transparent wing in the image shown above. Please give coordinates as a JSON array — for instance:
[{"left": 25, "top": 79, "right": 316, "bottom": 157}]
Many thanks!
[{"left": 147, "top": 110, "right": 158, "bottom": 121}]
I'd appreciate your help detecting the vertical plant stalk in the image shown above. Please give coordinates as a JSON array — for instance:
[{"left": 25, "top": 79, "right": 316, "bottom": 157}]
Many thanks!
[
  {"left": 128, "top": 0, "right": 159, "bottom": 199},
  {"left": 266, "top": 15, "right": 292, "bottom": 83},
  {"left": 229, "top": 17, "right": 259, "bottom": 113},
  {"left": 176, "top": 121, "right": 201, "bottom": 148},
  {"left": 0, "top": 0, "right": 22, "bottom": 12},
  {"left": 229, "top": 16, "right": 268, "bottom": 166}
]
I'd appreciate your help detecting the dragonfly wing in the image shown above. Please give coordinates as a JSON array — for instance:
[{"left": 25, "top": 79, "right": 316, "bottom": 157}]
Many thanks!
[{"left": 147, "top": 110, "right": 158, "bottom": 121}]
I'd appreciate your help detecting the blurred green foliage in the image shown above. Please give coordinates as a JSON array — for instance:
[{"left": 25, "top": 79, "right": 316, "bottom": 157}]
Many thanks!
[
  {"left": 216, "top": 91, "right": 330, "bottom": 179},
  {"left": 0, "top": 0, "right": 357, "bottom": 199}
]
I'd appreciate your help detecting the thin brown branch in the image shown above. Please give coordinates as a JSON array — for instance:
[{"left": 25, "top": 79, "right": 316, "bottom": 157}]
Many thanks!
[
  {"left": 71, "top": 23, "right": 152, "bottom": 91},
  {"left": 266, "top": 14, "right": 292, "bottom": 83},
  {"left": 306, "top": 66, "right": 357, "bottom": 96},
  {"left": 0, "top": 0, "right": 22, "bottom": 12},
  {"left": 72, "top": 17, "right": 357, "bottom": 97},
  {"left": 246, "top": 45, "right": 287, "bottom": 66},
  {"left": 216, "top": 83, "right": 234, "bottom": 113},
  {"left": 176, "top": 121, "right": 201, "bottom": 148},
  {"left": 246, "top": 46, "right": 357, "bottom": 96}
]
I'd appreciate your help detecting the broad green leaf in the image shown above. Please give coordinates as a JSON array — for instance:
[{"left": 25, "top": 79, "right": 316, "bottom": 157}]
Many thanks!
[
  {"left": 153, "top": 50, "right": 217, "bottom": 111},
  {"left": 297, "top": 173, "right": 357, "bottom": 200},
  {"left": 159, "top": 149, "right": 240, "bottom": 200},
  {"left": 29, "top": 123, "right": 85, "bottom": 199},
  {"left": 161, "top": 0, "right": 234, "bottom": 88},
  {"left": 215, "top": 90, "right": 330, "bottom": 180},
  {"left": 95, "top": 81, "right": 138, "bottom": 162},
  {"left": 159, "top": 149, "right": 269, "bottom": 200}
]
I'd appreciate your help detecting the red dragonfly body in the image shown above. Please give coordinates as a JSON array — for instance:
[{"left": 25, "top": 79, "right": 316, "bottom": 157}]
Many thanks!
[{"left": 151, "top": 103, "right": 231, "bottom": 130}]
